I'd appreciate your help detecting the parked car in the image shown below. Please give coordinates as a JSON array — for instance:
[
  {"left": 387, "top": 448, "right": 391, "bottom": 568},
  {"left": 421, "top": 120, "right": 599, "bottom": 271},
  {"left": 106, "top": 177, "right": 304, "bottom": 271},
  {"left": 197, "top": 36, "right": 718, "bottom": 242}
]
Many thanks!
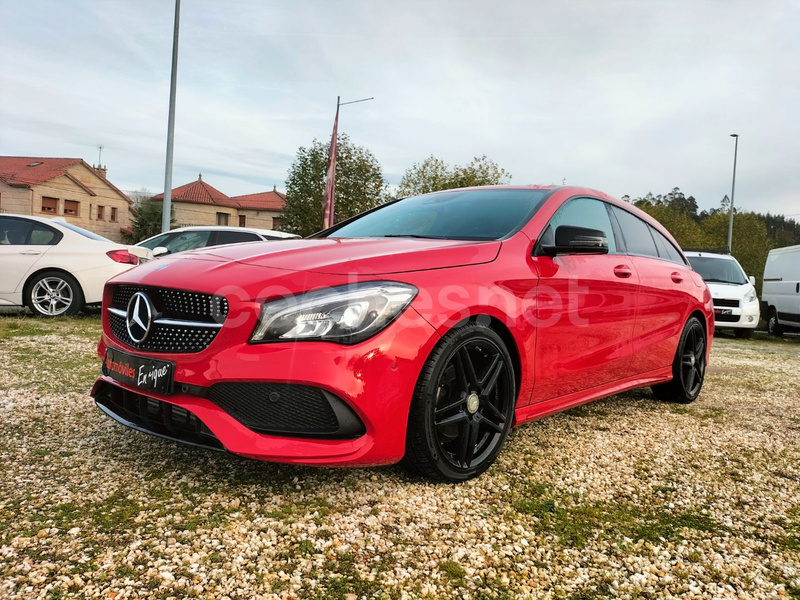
[
  {"left": 0, "top": 214, "right": 150, "bottom": 316},
  {"left": 137, "top": 226, "right": 298, "bottom": 257},
  {"left": 762, "top": 244, "right": 800, "bottom": 336},
  {"left": 684, "top": 251, "right": 759, "bottom": 338},
  {"left": 91, "top": 186, "right": 713, "bottom": 482}
]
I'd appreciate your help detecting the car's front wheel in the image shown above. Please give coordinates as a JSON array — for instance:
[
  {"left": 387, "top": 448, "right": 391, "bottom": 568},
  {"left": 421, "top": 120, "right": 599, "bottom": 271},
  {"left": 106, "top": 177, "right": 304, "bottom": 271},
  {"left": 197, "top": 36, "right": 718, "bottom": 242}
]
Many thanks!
[
  {"left": 652, "top": 316, "right": 706, "bottom": 404},
  {"left": 25, "top": 271, "right": 83, "bottom": 317},
  {"left": 404, "top": 321, "right": 516, "bottom": 482}
]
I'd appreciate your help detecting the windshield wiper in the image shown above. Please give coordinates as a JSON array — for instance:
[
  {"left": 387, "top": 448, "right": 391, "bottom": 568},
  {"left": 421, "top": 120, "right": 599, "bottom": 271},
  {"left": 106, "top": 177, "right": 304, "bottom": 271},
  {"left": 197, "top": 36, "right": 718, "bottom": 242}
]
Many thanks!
[
  {"left": 382, "top": 234, "right": 449, "bottom": 239},
  {"left": 703, "top": 278, "right": 740, "bottom": 284}
]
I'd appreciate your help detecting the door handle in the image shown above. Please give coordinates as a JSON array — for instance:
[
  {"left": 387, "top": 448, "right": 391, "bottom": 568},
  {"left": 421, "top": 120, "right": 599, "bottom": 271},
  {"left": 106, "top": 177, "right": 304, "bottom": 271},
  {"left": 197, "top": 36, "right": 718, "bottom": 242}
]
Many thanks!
[
  {"left": 613, "top": 265, "right": 632, "bottom": 278},
  {"left": 19, "top": 250, "right": 42, "bottom": 256},
  {"left": 671, "top": 272, "right": 683, "bottom": 284}
]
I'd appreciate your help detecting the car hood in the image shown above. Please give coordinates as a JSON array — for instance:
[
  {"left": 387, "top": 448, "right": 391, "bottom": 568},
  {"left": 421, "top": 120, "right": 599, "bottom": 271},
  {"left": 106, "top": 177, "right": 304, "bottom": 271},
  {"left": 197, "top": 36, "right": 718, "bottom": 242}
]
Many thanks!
[
  {"left": 168, "top": 237, "right": 502, "bottom": 275},
  {"left": 705, "top": 280, "right": 753, "bottom": 299}
]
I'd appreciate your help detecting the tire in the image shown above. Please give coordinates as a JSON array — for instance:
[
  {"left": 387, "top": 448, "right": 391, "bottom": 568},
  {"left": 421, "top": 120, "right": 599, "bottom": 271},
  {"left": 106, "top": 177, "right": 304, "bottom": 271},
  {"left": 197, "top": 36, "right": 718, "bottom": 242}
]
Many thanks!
[
  {"left": 652, "top": 316, "right": 706, "bottom": 404},
  {"left": 25, "top": 271, "right": 83, "bottom": 317},
  {"left": 767, "top": 309, "right": 785, "bottom": 338},
  {"left": 734, "top": 328, "right": 753, "bottom": 339},
  {"left": 404, "top": 321, "right": 516, "bottom": 482}
]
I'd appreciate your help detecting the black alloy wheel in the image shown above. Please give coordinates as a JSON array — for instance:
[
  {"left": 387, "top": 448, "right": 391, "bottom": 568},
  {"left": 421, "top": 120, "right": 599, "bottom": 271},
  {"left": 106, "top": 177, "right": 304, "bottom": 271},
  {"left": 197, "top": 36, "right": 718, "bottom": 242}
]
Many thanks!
[
  {"left": 652, "top": 316, "right": 707, "bottom": 404},
  {"left": 405, "top": 322, "right": 516, "bottom": 482}
]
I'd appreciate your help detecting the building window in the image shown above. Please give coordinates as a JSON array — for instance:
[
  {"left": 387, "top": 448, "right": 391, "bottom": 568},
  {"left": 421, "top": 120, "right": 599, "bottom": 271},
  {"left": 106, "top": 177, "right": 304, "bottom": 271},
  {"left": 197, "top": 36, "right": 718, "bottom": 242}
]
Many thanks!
[
  {"left": 97, "top": 205, "right": 105, "bottom": 220},
  {"left": 216, "top": 212, "right": 229, "bottom": 226},
  {"left": 110, "top": 207, "right": 118, "bottom": 222},
  {"left": 239, "top": 215, "right": 246, "bottom": 227},
  {"left": 42, "top": 197, "right": 58, "bottom": 214},
  {"left": 64, "top": 200, "right": 79, "bottom": 217}
]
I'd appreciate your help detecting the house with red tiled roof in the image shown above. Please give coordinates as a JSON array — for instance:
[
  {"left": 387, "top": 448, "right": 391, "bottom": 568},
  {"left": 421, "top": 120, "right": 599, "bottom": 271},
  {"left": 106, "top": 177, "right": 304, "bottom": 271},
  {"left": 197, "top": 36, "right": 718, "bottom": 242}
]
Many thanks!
[
  {"left": 0, "top": 156, "right": 132, "bottom": 242},
  {"left": 153, "top": 175, "right": 286, "bottom": 230}
]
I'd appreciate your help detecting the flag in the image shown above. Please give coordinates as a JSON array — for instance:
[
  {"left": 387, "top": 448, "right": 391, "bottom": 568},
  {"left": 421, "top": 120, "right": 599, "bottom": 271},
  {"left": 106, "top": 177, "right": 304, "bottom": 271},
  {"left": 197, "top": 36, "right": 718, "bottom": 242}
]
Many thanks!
[{"left": 322, "top": 99, "right": 340, "bottom": 229}]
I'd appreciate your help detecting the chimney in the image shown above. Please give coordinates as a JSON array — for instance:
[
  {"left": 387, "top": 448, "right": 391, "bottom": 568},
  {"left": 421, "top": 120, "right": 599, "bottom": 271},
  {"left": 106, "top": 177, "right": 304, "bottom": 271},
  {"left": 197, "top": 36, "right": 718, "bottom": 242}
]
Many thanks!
[{"left": 94, "top": 164, "right": 108, "bottom": 178}]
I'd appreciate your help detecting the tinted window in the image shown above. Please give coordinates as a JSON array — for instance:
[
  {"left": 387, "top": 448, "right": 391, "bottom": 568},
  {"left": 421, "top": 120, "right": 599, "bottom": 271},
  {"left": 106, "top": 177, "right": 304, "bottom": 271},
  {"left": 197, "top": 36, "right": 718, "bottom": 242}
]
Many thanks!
[
  {"left": 650, "top": 227, "right": 685, "bottom": 264},
  {"left": 160, "top": 230, "right": 211, "bottom": 253},
  {"left": 0, "top": 217, "right": 33, "bottom": 245},
  {"left": 538, "top": 197, "right": 617, "bottom": 253},
  {"left": 612, "top": 207, "right": 658, "bottom": 258},
  {"left": 215, "top": 231, "right": 260, "bottom": 245},
  {"left": 138, "top": 232, "right": 173, "bottom": 250},
  {"left": 687, "top": 255, "right": 747, "bottom": 285},
  {"left": 331, "top": 189, "right": 550, "bottom": 241},
  {"left": 29, "top": 224, "right": 60, "bottom": 245}
]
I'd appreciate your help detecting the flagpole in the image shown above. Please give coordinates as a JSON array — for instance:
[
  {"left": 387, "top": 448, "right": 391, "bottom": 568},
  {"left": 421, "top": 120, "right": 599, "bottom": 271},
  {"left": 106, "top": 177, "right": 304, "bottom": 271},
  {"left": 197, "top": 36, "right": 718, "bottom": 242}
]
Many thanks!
[{"left": 322, "top": 96, "right": 374, "bottom": 229}]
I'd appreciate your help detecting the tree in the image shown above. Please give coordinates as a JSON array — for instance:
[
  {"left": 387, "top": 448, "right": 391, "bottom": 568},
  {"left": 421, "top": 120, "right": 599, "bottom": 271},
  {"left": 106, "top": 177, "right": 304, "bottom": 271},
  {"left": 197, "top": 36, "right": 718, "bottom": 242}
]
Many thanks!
[
  {"left": 125, "top": 198, "right": 174, "bottom": 244},
  {"left": 702, "top": 211, "right": 773, "bottom": 295},
  {"left": 635, "top": 203, "right": 712, "bottom": 249},
  {"left": 282, "top": 133, "right": 388, "bottom": 237},
  {"left": 128, "top": 188, "right": 154, "bottom": 207},
  {"left": 397, "top": 155, "right": 511, "bottom": 197}
]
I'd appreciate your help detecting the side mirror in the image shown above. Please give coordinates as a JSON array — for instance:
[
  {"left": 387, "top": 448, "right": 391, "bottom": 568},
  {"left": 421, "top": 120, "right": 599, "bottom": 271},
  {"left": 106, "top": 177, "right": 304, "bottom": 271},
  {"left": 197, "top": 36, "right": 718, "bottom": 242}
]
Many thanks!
[
  {"left": 749, "top": 275, "right": 756, "bottom": 287},
  {"left": 541, "top": 226, "right": 609, "bottom": 256},
  {"left": 153, "top": 246, "right": 170, "bottom": 257}
]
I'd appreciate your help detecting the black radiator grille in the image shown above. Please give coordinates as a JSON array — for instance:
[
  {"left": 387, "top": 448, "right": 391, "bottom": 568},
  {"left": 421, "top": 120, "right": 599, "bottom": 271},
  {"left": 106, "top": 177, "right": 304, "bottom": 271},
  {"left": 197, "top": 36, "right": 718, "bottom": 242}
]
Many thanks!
[
  {"left": 108, "top": 285, "right": 227, "bottom": 353},
  {"left": 715, "top": 313, "right": 740, "bottom": 323},
  {"left": 207, "top": 382, "right": 365, "bottom": 439},
  {"left": 94, "top": 382, "right": 224, "bottom": 451},
  {"left": 713, "top": 298, "right": 740, "bottom": 308}
]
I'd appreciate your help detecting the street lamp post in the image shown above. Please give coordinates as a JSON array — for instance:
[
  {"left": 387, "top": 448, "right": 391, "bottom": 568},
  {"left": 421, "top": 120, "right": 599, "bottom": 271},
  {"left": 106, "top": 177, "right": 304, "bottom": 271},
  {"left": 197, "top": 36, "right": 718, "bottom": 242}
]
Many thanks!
[{"left": 727, "top": 133, "right": 739, "bottom": 254}]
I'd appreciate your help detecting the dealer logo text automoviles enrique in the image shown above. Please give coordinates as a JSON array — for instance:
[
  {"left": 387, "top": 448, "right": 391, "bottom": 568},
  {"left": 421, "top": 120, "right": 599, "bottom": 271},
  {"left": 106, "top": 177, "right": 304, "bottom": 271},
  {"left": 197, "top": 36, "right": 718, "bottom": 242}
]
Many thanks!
[{"left": 104, "top": 355, "right": 135, "bottom": 379}]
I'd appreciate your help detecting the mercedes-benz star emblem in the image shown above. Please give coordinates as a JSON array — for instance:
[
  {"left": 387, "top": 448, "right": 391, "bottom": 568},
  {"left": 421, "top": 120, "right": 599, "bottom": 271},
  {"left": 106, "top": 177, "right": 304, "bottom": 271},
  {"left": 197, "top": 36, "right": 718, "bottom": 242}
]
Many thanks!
[{"left": 126, "top": 292, "right": 155, "bottom": 343}]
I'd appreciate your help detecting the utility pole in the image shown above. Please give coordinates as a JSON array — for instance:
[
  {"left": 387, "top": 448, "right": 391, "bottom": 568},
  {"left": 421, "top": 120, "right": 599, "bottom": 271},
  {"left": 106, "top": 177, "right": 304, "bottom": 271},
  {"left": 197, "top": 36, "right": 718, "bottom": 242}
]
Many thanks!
[
  {"left": 727, "top": 134, "right": 739, "bottom": 254},
  {"left": 161, "top": 0, "right": 181, "bottom": 233}
]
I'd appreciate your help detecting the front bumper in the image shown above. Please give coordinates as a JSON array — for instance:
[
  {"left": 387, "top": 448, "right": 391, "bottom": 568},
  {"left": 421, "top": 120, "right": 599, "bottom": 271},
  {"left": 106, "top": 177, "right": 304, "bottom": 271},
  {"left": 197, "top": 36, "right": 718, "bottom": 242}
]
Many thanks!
[
  {"left": 92, "top": 306, "right": 439, "bottom": 467},
  {"left": 714, "top": 300, "right": 760, "bottom": 330}
]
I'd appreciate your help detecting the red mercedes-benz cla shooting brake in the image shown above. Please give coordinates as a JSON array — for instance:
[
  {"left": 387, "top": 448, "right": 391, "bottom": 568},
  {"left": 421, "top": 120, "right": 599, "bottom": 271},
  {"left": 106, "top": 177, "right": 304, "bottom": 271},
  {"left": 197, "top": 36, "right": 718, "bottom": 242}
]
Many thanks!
[{"left": 92, "top": 186, "right": 713, "bottom": 481}]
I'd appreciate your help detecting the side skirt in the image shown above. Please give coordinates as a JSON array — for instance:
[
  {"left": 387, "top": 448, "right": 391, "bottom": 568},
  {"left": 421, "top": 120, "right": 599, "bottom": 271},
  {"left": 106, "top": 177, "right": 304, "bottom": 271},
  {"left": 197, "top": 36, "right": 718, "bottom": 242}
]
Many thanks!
[{"left": 514, "top": 367, "right": 673, "bottom": 427}]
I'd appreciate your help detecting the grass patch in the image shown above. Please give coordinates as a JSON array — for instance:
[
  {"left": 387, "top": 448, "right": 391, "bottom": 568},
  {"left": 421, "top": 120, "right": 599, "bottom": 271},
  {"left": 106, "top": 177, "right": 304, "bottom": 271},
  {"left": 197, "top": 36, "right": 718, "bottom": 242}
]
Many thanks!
[{"left": 514, "top": 482, "right": 724, "bottom": 548}]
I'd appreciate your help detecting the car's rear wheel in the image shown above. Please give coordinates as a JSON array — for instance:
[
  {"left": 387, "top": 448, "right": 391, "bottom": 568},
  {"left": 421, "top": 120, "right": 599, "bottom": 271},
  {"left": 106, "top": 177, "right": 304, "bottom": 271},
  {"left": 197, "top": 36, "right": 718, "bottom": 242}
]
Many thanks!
[
  {"left": 652, "top": 316, "right": 706, "bottom": 404},
  {"left": 768, "top": 309, "right": 785, "bottom": 338},
  {"left": 25, "top": 271, "right": 83, "bottom": 317},
  {"left": 404, "top": 322, "right": 516, "bottom": 482},
  {"left": 734, "top": 328, "right": 753, "bottom": 339}
]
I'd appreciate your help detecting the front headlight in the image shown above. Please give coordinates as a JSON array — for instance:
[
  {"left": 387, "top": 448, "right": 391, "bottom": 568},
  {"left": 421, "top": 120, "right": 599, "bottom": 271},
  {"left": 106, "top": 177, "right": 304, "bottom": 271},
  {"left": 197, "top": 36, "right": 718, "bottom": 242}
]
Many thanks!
[
  {"left": 250, "top": 282, "right": 418, "bottom": 344},
  {"left": 744, "top": 290, "right": 757, "bottom": 303}
]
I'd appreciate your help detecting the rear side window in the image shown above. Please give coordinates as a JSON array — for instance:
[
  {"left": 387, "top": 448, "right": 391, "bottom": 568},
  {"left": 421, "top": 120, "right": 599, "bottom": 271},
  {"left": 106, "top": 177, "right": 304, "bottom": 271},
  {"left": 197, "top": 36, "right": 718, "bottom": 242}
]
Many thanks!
[
  {"left": 0, "top": 217, "right": 33, "bottom": 245},
  {"left": 612, "top": 207, "right": 658, "bottom": 258},
  {"left": 29, "top": 224, "right": 60, "bottom": 245},
  {"left": 538, "top": 197, "right": 618, "bottom": 253},
  {"left": 649, "top": 227, "right": 685, "bottom": 264},
  {"left": 214, "top": 231, "right": 260, "bottom": 245}
]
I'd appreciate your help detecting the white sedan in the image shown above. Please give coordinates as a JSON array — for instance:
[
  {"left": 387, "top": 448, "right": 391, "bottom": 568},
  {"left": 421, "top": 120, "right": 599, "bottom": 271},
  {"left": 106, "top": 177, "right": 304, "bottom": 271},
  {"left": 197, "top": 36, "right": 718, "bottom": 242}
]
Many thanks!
[
  {"left": 0, "top": 214, "right": 151, "bottom": 316},
  {"left": 136, "top": 225, "right": 298, "bottom": 257}
]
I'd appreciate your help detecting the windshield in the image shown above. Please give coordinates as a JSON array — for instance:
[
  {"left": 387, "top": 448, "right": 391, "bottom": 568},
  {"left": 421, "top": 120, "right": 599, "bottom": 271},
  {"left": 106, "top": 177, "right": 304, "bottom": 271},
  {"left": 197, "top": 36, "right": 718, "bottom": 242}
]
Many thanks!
[
  {"left": 330, "top": 189, "right": 551, "bottom": 241},
  {"left": 687, "top": 255, "right": 748, "bottom": 285},
  {"left": 57, "top": 220, "right": 113, "bottom": 242}
]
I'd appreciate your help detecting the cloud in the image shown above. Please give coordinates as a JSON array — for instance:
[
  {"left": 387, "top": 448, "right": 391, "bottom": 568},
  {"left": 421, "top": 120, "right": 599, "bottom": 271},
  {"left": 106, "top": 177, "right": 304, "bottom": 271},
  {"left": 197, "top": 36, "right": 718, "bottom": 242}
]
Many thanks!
[{"left": 0, "top": 0, "right": 798, "bottom": 217}]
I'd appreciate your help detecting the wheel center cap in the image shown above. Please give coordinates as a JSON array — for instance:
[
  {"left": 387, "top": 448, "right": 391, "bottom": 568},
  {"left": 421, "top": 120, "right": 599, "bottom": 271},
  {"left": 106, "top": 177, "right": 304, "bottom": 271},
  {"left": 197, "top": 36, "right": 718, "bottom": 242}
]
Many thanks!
[{"left": 466, "top": 393, "right": 480, "bottom": 414}]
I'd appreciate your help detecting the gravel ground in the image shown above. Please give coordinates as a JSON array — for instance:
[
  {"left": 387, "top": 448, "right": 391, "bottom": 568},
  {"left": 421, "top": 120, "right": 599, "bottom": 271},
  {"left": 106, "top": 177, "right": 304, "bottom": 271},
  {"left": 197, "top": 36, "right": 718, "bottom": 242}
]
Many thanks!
[{"left": 0, "top": 315, "right": 798, "bottom": 599}]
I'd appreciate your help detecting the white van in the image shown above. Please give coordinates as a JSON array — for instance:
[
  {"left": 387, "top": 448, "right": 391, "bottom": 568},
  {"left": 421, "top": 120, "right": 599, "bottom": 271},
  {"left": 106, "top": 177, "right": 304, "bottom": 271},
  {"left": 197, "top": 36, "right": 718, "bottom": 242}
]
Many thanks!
[
  {"left": 685, "top": 251, "right": 760, "bottom": 338},
  {"left": 762, "top": 244, "right": 800, "bottom": 336}
]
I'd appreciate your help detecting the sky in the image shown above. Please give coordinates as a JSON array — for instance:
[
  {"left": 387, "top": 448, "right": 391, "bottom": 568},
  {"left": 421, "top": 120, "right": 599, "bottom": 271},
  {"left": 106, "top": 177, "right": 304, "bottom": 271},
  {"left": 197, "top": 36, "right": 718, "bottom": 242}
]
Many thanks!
[{"left": 1, "top": 0, "right": 798, "bottom": 217}]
